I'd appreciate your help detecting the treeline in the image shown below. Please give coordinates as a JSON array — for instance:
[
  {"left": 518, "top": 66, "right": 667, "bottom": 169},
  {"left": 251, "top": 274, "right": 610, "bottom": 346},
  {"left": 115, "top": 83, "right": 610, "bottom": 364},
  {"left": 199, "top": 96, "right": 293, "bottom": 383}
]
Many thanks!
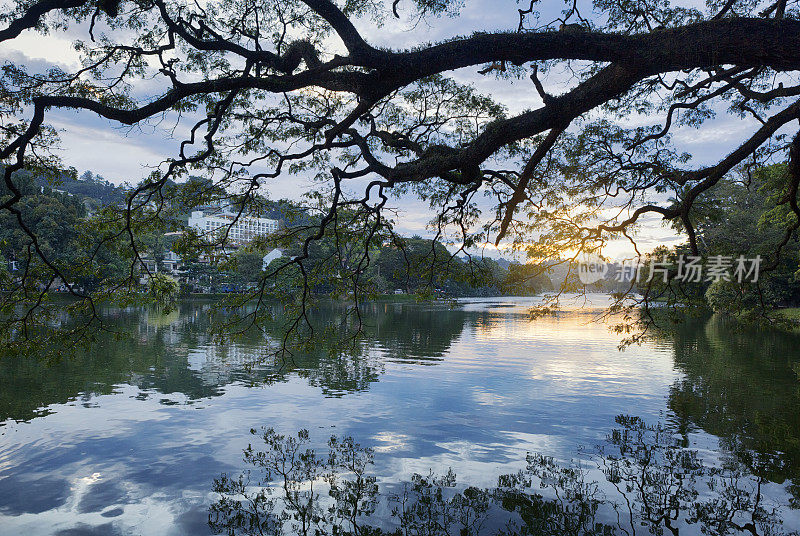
[
  {"left": 38, "top": 170, "right": 128, "bottom": 206},
  {"left": 622, "top": 163, "right": 800, "bottom": 314},
  {"left": 183, "top": 237, "right": 554, "bottom": 297},
  {"left": 0, "top": 170, "right": 87, "bottom": 273},
  {"left": 1, "top": 170, "right": 555, "bottom": 298},
  {"left": 285, "top": 236, "right": 553, "bottom": 297},
  {"left": 0, "top": 170, "right": 147, "bottom": 292}
]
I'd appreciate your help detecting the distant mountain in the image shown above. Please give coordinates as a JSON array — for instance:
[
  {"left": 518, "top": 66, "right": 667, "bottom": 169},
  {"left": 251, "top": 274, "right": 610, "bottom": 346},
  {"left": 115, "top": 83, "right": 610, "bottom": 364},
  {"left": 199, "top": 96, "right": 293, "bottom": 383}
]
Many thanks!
[{"left": 495, "top": 257, "right": 513, "bottom": 270}]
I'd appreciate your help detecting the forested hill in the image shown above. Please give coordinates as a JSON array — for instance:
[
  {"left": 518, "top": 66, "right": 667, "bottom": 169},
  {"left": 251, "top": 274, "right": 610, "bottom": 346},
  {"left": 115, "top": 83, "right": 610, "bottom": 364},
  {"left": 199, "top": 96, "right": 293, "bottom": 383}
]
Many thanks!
[
  {"left": 33, "top": 171, "right": 127, "bottom": 206},
  {"left": 29, "top": 171, "right": 290, "bottom": 216}
]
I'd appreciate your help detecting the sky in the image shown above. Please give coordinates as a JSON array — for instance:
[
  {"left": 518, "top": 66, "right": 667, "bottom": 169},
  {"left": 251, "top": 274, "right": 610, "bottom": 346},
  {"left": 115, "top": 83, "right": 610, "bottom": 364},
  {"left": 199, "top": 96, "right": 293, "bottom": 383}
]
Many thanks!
[{"left": 0, "top": 0, "right": 779, "bottom": 261}]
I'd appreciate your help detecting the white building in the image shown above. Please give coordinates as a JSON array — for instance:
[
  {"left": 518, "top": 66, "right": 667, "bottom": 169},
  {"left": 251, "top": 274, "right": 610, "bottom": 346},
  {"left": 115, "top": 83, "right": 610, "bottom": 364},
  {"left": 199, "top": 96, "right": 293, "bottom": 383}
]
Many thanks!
[
  {"left": 139, "top": 250, "right": 182, "bottom": 275},
  {"left": 262, "top": 248, "right": 284, "bottom": 270},
  {"left": 188, "top": 210, "right": 279, "bottom": 244}
]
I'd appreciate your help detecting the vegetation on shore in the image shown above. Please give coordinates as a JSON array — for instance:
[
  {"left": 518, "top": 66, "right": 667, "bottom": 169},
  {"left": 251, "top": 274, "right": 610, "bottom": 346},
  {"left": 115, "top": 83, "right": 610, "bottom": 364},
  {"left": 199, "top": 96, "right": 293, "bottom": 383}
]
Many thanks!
[
  {"left": 610, "top": 163, "right": 800, "bottom": 326},
  {"left": 1, "top": 171, "right": 555, "bottom": 303}
]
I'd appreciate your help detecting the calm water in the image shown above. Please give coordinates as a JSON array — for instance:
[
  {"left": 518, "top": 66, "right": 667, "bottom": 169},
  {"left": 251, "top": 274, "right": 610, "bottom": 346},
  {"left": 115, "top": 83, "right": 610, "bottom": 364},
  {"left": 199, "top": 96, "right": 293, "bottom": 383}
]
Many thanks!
[{"left": 1, "top": 296, "right": 799, "bottom": 535}]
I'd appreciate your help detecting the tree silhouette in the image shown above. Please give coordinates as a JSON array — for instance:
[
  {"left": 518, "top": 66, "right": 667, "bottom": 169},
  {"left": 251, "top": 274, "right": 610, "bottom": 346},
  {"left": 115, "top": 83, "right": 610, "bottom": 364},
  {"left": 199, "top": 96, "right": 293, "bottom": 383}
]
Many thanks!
[{"left": 2, "top": 0, "right": 800, "bottom": 345}]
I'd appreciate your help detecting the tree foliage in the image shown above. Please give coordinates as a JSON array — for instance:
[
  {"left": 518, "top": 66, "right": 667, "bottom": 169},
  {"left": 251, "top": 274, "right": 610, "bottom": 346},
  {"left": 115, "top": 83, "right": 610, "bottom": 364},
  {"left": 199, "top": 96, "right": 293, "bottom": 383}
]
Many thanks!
[
  {"left": 637, "top": 163, "right": 800, "bottom": 317},
  {"left": 2, "top": 0, "right": 800, "bottom": 349}
]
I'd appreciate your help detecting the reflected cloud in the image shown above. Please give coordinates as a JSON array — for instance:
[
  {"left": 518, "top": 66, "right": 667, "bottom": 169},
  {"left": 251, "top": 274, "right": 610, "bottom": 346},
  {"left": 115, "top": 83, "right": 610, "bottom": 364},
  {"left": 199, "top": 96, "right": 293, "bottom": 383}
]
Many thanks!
[
  {"left": 371, "top": 431, "right": 412, "bottom": 453},
  {"left": 3, "top": 301, "right": 800, "bottom": 534},
  {"left": 208, "top": 419, "right": 799, "bottom": 536}
]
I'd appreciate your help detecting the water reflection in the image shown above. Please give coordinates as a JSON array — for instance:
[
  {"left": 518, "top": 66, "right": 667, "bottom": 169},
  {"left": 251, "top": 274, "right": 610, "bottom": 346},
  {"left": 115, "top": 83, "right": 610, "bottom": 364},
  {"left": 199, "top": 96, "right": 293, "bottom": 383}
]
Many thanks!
[
  {"left": 1, "top": 300, "right": 799, "bottom": 535},
  {"left": 209, "top": 417, "right": 797, "bottom": 536},
  {"left": 659, "top": 315, "right": 800, "bottom": 504},
  {"left": 0, "top": 302, "right": 474, "bottom": 423}
]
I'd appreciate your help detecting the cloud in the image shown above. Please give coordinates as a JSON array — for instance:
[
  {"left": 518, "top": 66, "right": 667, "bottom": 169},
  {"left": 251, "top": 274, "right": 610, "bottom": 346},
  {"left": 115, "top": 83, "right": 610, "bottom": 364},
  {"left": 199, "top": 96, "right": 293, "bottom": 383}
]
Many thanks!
[
  {"left": 47, "top": 110, "right": 182, "bottom": 184},
  {"left": 0, "top": 33, "right": 82, "bottom": 68}
]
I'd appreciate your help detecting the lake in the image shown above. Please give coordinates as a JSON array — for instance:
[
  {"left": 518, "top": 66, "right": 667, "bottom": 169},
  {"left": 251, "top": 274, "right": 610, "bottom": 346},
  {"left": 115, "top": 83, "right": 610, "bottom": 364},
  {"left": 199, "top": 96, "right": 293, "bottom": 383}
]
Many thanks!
[{"left": 1, "top": 296, "right": 799, "bottom": 535}]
